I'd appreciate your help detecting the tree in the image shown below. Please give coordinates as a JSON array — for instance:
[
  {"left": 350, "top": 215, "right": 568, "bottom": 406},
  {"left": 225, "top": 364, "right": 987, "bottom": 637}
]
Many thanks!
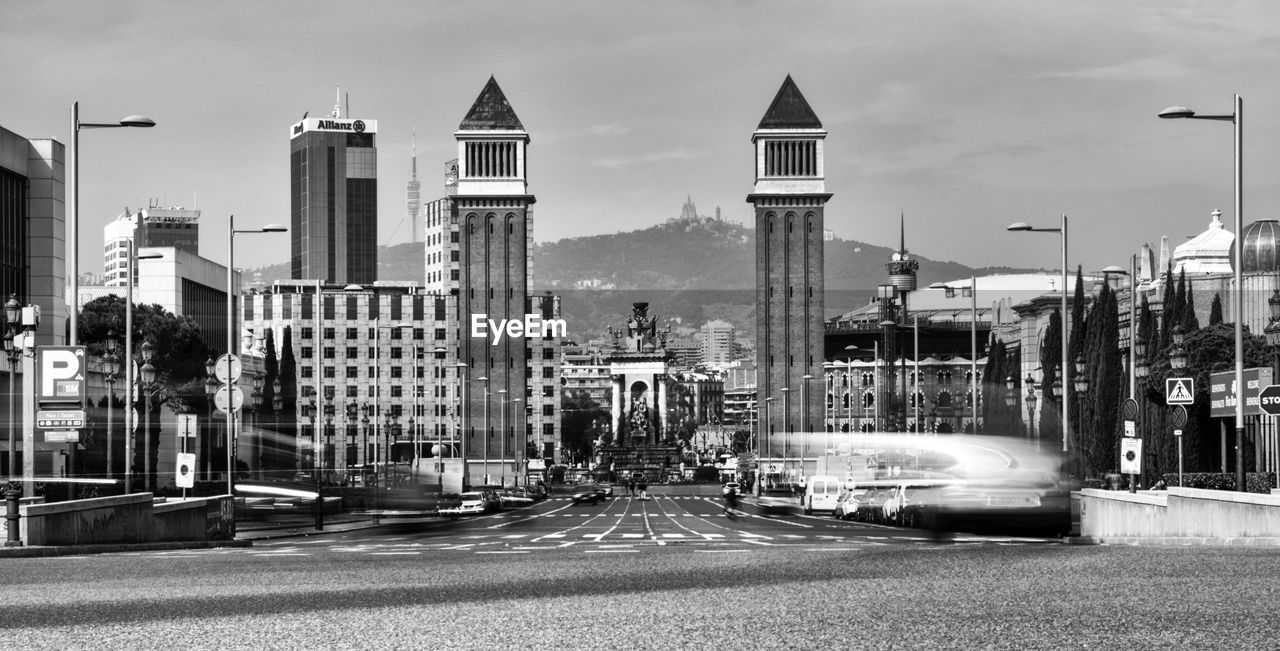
[
  {"left": 278, "top": 326, "right": 298, "bottom": 474},
  {"left": 1067, "top": 267, "right": 1088, "bottom": 449},
  {"left": 1039, "top": 309, "right": 1063, "bottom": 453},
  {"left": 561, "top": 391, "right": 608, "bottom": 464},
  {"left": 78, "top": 295, "right": 211, "bottom": 488},
  {"left": 1182, "top": 280, "right": 1199, "bottom": 332},
  {"left": 262, "top": 328, "right": 280, "bottom": 471},
  {"left": 1080, "top": 282, "right": 1122, "bottom": 479},
  {"left": 1159, "top": 262, "right": 1177, "bottom": 347},
  {"left": 1209, "top": 292, "right": 1224, "bottom": 326}
]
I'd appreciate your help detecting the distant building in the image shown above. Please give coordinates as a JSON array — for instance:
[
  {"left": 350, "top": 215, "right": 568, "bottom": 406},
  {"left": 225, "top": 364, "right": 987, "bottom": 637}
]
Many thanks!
[
  {"left": 407, "top": 130, "right": 421, "bottom": 244},
  {"left": 699, "top": 319, "right": 736, "bottom": 369},
  {"left": 561, "top": 340, "right": 612, "bottom": 406},
  {"left": 422, "top": 196, "right": 459, "bottom": 293},
  {"left": 241, "top": 282, "right": 458, "bottom": 475},
  {"left": 1, "top": 122, "right": 65, "bottom": 345},
  {"left": 289, "top": 94, "right": 378, "bottom": 284},
  {"left": 103, "top": 205, "right": 200, "bottom": 287}
]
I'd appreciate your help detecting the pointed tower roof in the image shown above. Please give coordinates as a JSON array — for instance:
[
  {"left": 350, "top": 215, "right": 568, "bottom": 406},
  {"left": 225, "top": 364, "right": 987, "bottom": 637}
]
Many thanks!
[
  {"left": 757, "top": 75, "right": 823, "bottom": 130},
  {"left": 459, "top": 76, "right": 525, "bottom": 131}
]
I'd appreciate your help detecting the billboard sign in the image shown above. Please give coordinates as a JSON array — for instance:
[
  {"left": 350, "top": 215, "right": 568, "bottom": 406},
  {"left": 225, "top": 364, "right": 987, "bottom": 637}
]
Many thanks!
[{"left": 1210, "top": 368, "right": 1274, "bottom": 418}]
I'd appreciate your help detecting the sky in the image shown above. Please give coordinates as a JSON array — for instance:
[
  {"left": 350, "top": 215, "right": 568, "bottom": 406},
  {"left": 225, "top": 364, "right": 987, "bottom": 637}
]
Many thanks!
[{"left": 3, "top": 0, "right": 1280, "bottom": 278}]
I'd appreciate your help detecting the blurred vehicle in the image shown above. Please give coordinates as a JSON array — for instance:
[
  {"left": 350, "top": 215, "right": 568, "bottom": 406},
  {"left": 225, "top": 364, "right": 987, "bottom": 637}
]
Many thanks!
[
  {"left": 722, "top": 481, "right": 741, "bottom": 496},
  {"left": 525, "top": 484, "right": 549, "bottom": 501},
  {"left": 757, "top": 487, "right": 795, "bottom": 514},
  {"left": 499, "top": 489, "right": 536, "bottom": 508},
  {"left": 803, "top": 475, "right": 842, "bottom": 515},
  {"left": 882, "top": 484, "right": 911, "bottom": 525},
  {"left": 833, "top": 490, "right": 863, "bottom": 520},
  {"left": 570, "top": 484, "right": 610, "bottom": 504},
  {"left": 439, "top": 491, "right": 491, "bottom": 516}
]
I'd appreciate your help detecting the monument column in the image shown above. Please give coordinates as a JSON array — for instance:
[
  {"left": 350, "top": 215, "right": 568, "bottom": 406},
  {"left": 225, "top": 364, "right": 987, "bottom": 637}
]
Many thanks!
[
  {"left": 611, "top": 374, "right": 623, "bottom": 443},
  {"left": 657, "top": 375, "right": 669, "bottom": 445}
]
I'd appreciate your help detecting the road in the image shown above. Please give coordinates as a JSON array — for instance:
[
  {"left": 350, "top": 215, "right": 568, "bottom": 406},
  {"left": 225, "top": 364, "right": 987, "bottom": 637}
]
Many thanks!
[{"left": 4, "top": 494, "right": 1277, "bottom": 648}]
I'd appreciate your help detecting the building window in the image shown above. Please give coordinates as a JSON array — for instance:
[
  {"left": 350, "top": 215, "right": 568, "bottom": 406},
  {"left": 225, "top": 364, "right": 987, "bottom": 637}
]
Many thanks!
[
  {"left": 347, "top": 386, "right": 358, "bottom": 398},
  {"left": 323, "top": 327, "right": 335, "bottom": 340},
  {"left": 346, "top": 366, "right": 357, "bottom": 377},
  {"left": 301, "top": 347, "right": 313, "bottom": 359},
  {"left": 391, "top": 386, "right": 403, "bottom": 398},
  {"left": 390, "top": 367, "right": 402, "bottom": 378},
  {"left": 323, "top": 367, "right": 335, "bottom": 379},
  {"left": 301, "top": 366, "right": 313, "bottom": 378},
  {"left": 346, "top": 327, "right": 358, "bottom": 340},
  {"left": 346, "top": 347, "right": 358, "bottom": 359},
  {"left": 301, "top": 327, "right": 313, "bottom": 340},
  {"left": 323, "top": 347, "right": 335, "bottom": 359}
]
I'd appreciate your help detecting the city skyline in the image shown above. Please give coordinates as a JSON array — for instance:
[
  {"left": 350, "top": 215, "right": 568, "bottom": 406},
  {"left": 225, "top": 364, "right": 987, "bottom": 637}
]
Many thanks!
[{"left": 3, "top": 1, "right": 1279, "bottom": 275}]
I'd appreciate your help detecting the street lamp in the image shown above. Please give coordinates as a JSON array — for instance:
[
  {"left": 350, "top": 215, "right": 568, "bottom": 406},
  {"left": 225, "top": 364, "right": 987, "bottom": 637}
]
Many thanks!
[
  {"left": 498, "top": 388, "right": 508, "bottom": 488},
  {"left": 1008, "top": 217, "right": 1070, "bottom": 453},
  {"left": 69, "top": 103, "right": 156, "bottom": 346},
  {"left": 479, "top": 375, "right": 490, "bottom": 485},
  {"left": 204, "top": 357, "right": 218, "bottom": 481},
  {"left": 801, "top": 374, "right": 813, "bottom": 466},
  {"left": 139, "top": 340, "right": 158, "bottom": 493},
  {"left": 5, "top": 295, "right": 23, "bottom": 479},
  {"left": 453, "top": 361, "right": 468, "bottom": 490},
  {"left": 1265, "top": 290, "right": 1280, "bottom": 377},
  {"left": 226, "top": 216, "right": 286, "bottom": 497},
  {"left": 1005, "top": 375, "right": 1018, "bottom": 408},
  {"left": 1025, "top": 374, "right": 1039, "bottom": 445},
  {"left": 780, "top": 387, "right": 791, "bottom": 478},
  {"left": 1160, "top": 95, "right": 1244, "bottom": 491},
  {"left": 1073, "top": 353, "right": 1090, "bottom": 395},
  {"left": 1170, "top": 325, "right": 1188, "bottom": 372},
  {"left": 102, "top": 330, "right": 121, "bottom": 482}
]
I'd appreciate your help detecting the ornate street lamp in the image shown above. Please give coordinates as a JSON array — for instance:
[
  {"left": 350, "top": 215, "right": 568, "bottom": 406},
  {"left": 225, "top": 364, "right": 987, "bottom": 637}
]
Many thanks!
[
  {"left": 102, "top": 329, "right": 121, "bottom": 481},
  {"left": 1005, "top": 375, "right": 1018, "bottom": 408},
  {"left": 1134, "top": 332, "right": 1149, "bottom": 379},
  {"left": 139, "top": 341, "right": 157, "bottom": 493},
  {"left": 5, "top": 294, "right": 24, "bottom": 479},
  {"left": 1025, "top": 374, "right": 1039, "bottom": 445},
  {"left": 1073, "top": 353, "right": 1090, "bottom": 395},
  {"left": 1170, "top": 325, "right": 1188, "bottom": 371}
]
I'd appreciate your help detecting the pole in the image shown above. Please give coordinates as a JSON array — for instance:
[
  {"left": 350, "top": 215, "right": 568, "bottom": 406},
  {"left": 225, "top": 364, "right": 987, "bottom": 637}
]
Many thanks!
[
  {"left": 873, "top": 340, "right": 880, "bottom": 431},
  {"left": 125, "top": 239, "right": 134, "bottom": 495},
  {"left": 971, "top": 275, "right": 978, "bottom": 435},
  {"left": 913, "top": 316, "right": 920, "bottom": 433},
  {"left": 21, "top": 326, "right": 35, "bottom": 497},
  {"left": 314, "top": 280, "right": 323, "bottom": 529},
  {"left": 226, "top": 214, "right": 235, "bottom": 497},
  {"left": 499, "top": 390, "right": 507, "bottom": 488},
  {"left": 1061, "top": 214, "right": 1070, "bottom": 455},
  {"left": 482, "top": 379, "right": 490, "bottom": 485},
  {"left": 105, "top": 373, "right": 113, "bottom": 482},
  {"left": 144, "top": 389, "right": 151, "bottom": 492},
  {"left": 781, "top": 387, "right": 790, "bottom": 479},
  {"left": 70, "top": 102, "right": 79, "bottom": 346},
  {"left": 1233, "top": 94, "right": 1245, "bottom": 492}
]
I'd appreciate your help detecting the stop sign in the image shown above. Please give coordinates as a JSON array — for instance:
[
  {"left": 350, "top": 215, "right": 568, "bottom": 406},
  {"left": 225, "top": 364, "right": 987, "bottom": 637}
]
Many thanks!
[{"left": 1259, "top": 385, "right": 1280, "bottom": 416}]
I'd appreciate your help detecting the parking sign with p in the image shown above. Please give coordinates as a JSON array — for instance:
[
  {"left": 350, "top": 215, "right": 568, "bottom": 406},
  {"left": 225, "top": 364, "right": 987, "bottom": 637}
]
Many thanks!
[{"left": 37, "top": 346, "right": 86, "bottom": 406}]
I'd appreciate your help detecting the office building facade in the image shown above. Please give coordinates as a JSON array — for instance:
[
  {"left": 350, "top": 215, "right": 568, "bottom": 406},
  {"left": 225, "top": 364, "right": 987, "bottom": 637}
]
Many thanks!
[
  {"left": 290, "top": 110, "right": 378, "bottom": 284},
  {"left": 0, "top": 124, "right": 65, "bottom": 345}
]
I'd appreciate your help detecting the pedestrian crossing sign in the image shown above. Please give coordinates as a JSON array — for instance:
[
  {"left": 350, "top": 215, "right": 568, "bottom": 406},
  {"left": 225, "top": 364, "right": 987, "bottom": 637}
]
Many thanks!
[{"left": 1166, "top": 377, "right": 1194, "bottom": 405}]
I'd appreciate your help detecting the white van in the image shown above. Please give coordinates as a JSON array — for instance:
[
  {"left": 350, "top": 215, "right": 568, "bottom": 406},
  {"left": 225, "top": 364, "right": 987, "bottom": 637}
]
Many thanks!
[{"left": 803, "top": 475, "right": 843, "bottom": 515}]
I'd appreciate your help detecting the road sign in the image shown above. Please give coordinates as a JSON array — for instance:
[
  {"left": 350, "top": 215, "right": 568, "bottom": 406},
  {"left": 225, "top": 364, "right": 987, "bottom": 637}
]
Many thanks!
[
  {"left": 214, "top": 385, "right": 244, "bottom": 414},
  {"left": 214, "top": 354, "right": 242, "bottom": 385},
  {"left": 1171, "top": 405, "right": 1188, "bottom": 428},
  {"left": 1174, "top": 429, "right": 1183, "bottom": 437},
  {"left": 1166, "top": 378, "right": 1194, "bottom": 405},
  {"left": 1120, "top": 438, "right": 1143, "bottom": 474},
  {"left": 45, "top": 431, "right": 80, "bottom": 443},
  {"left": 177, "top": 414, "right": 198, "bottom": 438},
  {"left": 1121, "top": 398, "right": 1138, "bottom": 421},
  {"left": 1259, "top": 385, "right": 1280, "bottom": 416},
  {"left": 37, "top": 346, "right": 86, "bottom": 404},
  {"left": 1210, "top": 368, "right": 1273, "bottom": 417},
  {"left": 1124, "top": 420, "right": 1136, "bottom": 438},
  {"left": 36, "top": 409, "right": 86, "bottom": 430},
  {"left": 176, "top": 453, "right": 196, "bottom": 488}
]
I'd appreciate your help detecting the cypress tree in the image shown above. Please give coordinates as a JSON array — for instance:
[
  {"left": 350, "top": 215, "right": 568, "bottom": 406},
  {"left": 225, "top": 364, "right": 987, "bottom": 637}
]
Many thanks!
[
  {"left": 279, "top": 326, "right": 297, "bottom": 472},
  {"left": 1086, "top": 283, "right": 1123, "bottom": 479},
  {"left": 263, "top": 328, "right": 279, "bottom": 471},
  {"left": 1039, "top": 310, "right": 1063, "bottom": 454},
  {"left": 1160, "top": 262, "right": 1176, "bottom": 347},
  {"left": 1067, "top": 267, "right": 1088, "bottom": 453},
  {"left": 1209, "top": 292, "right": 1223, "bottom": 326},
  {"left": 1182, "top": 280, "right": 1199, "bottom": 332}
]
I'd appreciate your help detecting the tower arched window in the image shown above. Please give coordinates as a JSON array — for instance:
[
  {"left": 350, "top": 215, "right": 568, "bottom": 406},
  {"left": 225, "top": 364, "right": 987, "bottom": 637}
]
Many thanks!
[{"left": 862, "top": 392, "right": 875, "bottom": 409}]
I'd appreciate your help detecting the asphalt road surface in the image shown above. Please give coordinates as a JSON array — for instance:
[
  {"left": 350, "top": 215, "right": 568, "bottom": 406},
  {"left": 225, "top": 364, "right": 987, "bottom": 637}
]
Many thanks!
[{"left": 5, "top": 494, "right": 1277, "bottom": 649}]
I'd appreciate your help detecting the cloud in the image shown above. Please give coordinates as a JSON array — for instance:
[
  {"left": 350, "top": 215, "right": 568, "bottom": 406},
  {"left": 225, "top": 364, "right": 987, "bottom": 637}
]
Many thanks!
[{"left": 1031, "top": 56, "right": 1191, "bottom": 81}]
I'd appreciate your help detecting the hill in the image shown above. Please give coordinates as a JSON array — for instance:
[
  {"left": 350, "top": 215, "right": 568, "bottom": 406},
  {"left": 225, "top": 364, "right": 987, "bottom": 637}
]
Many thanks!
[{"left": 244, "top": 216, "right": 1031, "bottom": 343}]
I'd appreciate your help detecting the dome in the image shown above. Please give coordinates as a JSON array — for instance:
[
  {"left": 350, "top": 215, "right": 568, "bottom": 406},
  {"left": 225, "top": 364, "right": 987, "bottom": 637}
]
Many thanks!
[{"left": 1243, "top": 219, "right": 1280, "bottom": 273}]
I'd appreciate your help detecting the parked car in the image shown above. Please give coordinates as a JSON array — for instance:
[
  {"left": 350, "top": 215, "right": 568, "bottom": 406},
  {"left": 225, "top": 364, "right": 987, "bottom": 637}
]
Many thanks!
[
  {"left": 439, "top": 491, "right": 492, "bottom": 516},
  {"left": 571, "top": 484, "right": 611, "bottom": 504},
  {"left": 857, "top": 489, "right": 892, "bottom": 523},
  {"left": 834, "top": 490, "right": 863, "bottom": 520}
]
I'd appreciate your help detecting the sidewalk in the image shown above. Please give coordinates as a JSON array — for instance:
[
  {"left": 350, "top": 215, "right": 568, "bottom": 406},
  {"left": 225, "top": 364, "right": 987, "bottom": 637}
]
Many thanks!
[{"left": 236, "top": 512, "right": 388, "bottom": 540}]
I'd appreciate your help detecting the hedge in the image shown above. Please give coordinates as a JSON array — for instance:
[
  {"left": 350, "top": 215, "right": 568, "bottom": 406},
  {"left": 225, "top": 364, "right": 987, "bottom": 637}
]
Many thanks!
[{"left": 1159, "top": 472, "right": 1277, "bottom": 494}]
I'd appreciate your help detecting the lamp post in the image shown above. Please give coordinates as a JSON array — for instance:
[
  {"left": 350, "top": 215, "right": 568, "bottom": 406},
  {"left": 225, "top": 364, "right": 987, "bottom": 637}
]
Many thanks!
[
  {"left": 121, "top": 244, "right": 163, "bottom": 494},
  {"left": 512, "top": 398, "right": 523, "bottom": 487},
  {"left": 1025, "top": 374, "right": 1039, "bottom": 446},
  {"left": 453, "top": 361, "right": 467, "bottom": 490},
  {"left": 801, "top": 374, "right": 813, "bottom": 469},
  {"left": 498, "top": 388, "right": 508, "bottom": 488},
  {"left": 780, "top": 387, "right": 791, "bottom": 479},
  {"left": 69, "top": 103, "right": 155, "bottom": 346},
  {"left": 1008, "top": 217, "right": 1070, "bottom": 453},
  {"left": 204, "top": 358, "right": 217, "bottom": 481},
  {"left": 102, "top": 330, "right": 120, "bottom": 482},
  {"left": 226, "top": 215, "right": 286, "bottom": 497},
  {"left": 1073, "top": 353, "right": 1090, "bottom": 479},
  {"left": 139, "top": 341, "right": 157, "bottom": 493},
  {"left": 479, "top": 375, "right": 490, "bottom": 485},
  {"left": 4, "top": 295, "right": 22, "bottom": 479},
  {"left": 1160, "top": 95, "right": 1243, "bottom": 491}
]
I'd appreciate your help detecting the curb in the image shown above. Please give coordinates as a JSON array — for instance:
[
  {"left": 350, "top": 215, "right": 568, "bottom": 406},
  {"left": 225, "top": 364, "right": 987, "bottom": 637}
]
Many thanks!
[
  {"left": 0, "top": 539, "right": 252, "bottom": 559},
  {"left": 1076, "top": 536, "right": 1280, "bottom": 547}
]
